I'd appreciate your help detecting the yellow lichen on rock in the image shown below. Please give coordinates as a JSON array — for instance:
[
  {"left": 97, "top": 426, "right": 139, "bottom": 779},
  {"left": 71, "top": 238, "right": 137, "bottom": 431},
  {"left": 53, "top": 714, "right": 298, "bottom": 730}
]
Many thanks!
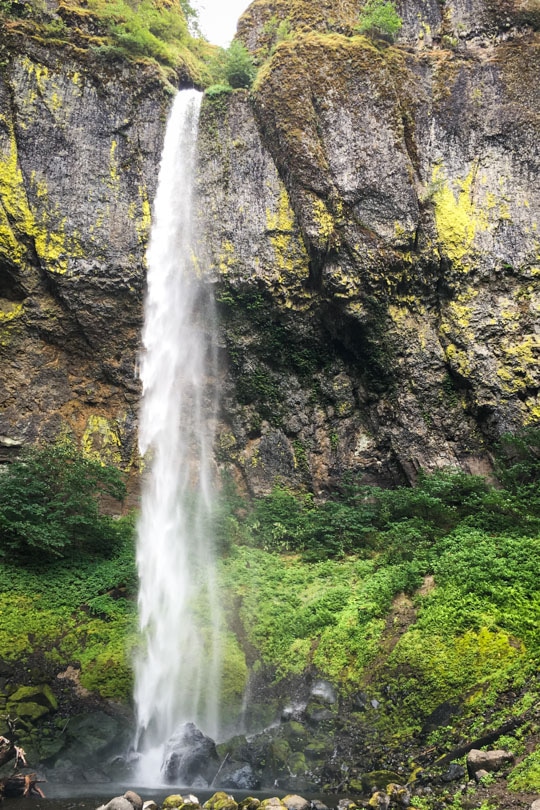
[
  {"left": 497, "top": 335, "right": 540, "bottom": 394},
  {"left": 266, "top": 185, "right": 308, "bottom": 280},
  {"left": 82, "top": 414, "right": 123, "bottom": 466},
  {"left": 431, "top": 163, "right": 488, "bottom": 270},
  {"left": 0, "top": 118, "right": 83, "bottom": 275},
  {"left": 0, "top": 301, "right": 24, "bottom": 348}
]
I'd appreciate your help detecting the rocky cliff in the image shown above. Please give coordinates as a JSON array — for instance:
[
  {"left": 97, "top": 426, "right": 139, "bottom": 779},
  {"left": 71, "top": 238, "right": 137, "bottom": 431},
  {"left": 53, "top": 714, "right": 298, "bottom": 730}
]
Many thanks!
[
  {"left": 1, "top": 0, "right": 539, "bottom": 495},
  {"left": 198, "top": 0, "right": 540, "bottom": 494},
  {"left": 0, "top": 24, "right": 172, "bottom": 472}
]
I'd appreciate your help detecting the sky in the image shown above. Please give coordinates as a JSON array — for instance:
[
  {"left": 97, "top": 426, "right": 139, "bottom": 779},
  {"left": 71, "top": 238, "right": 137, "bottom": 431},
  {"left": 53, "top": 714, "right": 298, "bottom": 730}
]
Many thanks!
[{"left": 195, "top": 0, "right": 252, "bottom": 48}]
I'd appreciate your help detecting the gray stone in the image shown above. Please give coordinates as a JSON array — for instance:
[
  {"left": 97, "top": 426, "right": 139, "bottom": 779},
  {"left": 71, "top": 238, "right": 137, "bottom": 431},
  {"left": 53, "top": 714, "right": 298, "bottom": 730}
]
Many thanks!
[
  {"left": 282, "top": 796, "right": 310, "bottom": 810},
  {"left": 162, "top": 723, "right": 219, "bottom": 785},
  {"left": 467, "top": 749, "right": 514, "bottom": 777},
  {"left": 97, "top": 798, "right": 133, "bottom": 810},
  {"left": 124, "top": 792, "right": 143, "bottom": 810}
]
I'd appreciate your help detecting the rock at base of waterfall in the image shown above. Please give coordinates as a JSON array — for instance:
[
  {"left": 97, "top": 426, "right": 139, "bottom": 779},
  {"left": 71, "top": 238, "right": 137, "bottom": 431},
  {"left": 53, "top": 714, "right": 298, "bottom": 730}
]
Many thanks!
[
  {"left": 162, "top": 723, "right": 220, "bottom": 785},
  {"left": 219, "top": 764, "right": 260, "bottom": 791}
]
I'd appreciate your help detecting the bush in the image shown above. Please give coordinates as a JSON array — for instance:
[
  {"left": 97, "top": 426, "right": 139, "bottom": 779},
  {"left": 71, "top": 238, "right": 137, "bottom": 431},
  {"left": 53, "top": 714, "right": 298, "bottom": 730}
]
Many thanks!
[
  {"left": 211, "top": 39, "right": 256, "bottom": 89},
  {"left": 0, "top": 439, "right": 126, "bottom": 559},
  {"left": 355, "top": 0, "right": 403, "bottom": 41}
]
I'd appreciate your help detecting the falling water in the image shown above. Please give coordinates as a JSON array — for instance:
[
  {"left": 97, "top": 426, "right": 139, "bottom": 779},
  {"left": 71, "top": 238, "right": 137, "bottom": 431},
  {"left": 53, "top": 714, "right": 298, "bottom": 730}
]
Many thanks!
[{"left": 133, "top": 89, "right": 221, "bottom": 785}]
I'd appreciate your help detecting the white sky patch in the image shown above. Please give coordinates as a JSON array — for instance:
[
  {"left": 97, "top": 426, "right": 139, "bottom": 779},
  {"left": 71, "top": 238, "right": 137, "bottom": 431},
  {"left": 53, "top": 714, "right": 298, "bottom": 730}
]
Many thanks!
[{"left": 195, "top": 0, "right": 252, "bottom": 48}]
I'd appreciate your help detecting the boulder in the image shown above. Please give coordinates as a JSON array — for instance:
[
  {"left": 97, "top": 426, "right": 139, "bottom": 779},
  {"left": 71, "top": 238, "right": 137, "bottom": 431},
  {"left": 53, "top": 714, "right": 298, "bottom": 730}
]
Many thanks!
[
  {"left": 310, "top": 681, "right": 337, "bottom": 705},
  {"left": 124, "top": 792, "right": 143, "bottom": 810},
  {"left": 163, "top": 796, "right": 185, "bottom": 809},
  {"left": 163, "top": 796, "right": 201, "bottom": 810},
  {"left": 203, "top": 792, "right": 238, "bottom": 810},
  {"left": 367, "top": 793, "right": 390, "bottom": 810},
  {"left": 466, "top": 749, "right": 514, "bottom": 778},
  {"left": 162, "top": 723, "right": 220, "bottom": 785},
  {"left": 441, "top": 763, "right": 465, "bottom": 782},
  {"left": 282, "top": 796, "right": 310, "bottom": 810},
  {"left": 6, "top": 684, "right": 58, "bottom": 721},
  {"left": 361, "top": 771, "right": 402, "bottom": 794},
  {"left": 97, "top": 798, "right": 133, "bottom": 810},
  {"left": 219, "top": 765, "right": 260, "bottom": 791},
  {"left": 238, "top": 799, "right": 261, "bottom": 810},
  {"left": 530, "top": 800, "right": 540, "bottom": 810},
  {"left": 387, "top": 784, "right": 410, "bottom": 807},
  {"left": 336, "top": 800, "right": 358, "bottom": 810}
]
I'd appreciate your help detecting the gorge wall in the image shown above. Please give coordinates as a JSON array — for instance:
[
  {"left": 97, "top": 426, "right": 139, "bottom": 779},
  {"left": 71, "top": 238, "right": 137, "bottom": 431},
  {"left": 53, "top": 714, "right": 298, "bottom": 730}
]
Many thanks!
[{"left": 0, "top": 0, "right": 539, "bottom": 494}]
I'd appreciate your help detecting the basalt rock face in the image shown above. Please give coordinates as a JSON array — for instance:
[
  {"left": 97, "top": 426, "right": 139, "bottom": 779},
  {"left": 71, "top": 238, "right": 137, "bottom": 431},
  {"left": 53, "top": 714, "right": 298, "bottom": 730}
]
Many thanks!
[
  {"left": 197, "top": 1, "right": 540, "bottom": 494},
  {"left": 1, "top": 1, "right": 539, "bottom": 495},
  {"left": 0, "top": 29, "right": 171, "bottom": 470}
]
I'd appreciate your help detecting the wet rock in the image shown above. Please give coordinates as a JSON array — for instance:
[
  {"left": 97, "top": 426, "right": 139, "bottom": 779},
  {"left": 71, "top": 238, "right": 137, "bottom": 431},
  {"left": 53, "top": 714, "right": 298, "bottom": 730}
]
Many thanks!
[
  {"left": 310, "top": 681, "right": 337, "bottom": 705},
  {"left": 219, "top": 764, "right": 260, "bottom": 791},
  {"left": 162, "top": 723, "right": 220, "bottom": 785},
  {"left": 466, "top": 748, "right": 514, "bottom": 778}
]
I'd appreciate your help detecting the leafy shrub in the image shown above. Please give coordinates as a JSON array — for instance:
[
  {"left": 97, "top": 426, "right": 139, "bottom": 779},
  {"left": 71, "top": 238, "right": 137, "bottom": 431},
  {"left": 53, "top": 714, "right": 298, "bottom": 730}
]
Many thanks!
[
  {"left": 355, "top": 0, "right": 403, "bottom": 40},
  {"left": 210, "top": 39, "right": 256, "bottom": 89},
  {"left": 0, "top": 439, "right": 126, "bottom": 559},
  {"left": 508, "top": 747, "right": 540, "bottom": 791}
]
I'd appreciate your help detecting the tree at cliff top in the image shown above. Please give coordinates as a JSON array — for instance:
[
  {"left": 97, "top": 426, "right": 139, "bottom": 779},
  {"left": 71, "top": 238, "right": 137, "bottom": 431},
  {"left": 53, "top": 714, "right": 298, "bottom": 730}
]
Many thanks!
[
  {"left": 0, "top": 440, "right": 126, "bottom": 559},
  {"left": 208, "top": 38, "right": 256, "bottom": 89}
]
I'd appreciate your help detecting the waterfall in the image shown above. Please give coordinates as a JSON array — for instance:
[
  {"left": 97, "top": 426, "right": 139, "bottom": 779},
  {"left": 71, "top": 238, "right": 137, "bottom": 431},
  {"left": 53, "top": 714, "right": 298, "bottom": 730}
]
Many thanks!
[{"left": 133, "top": 89, "right": 221, "bottom": 785}]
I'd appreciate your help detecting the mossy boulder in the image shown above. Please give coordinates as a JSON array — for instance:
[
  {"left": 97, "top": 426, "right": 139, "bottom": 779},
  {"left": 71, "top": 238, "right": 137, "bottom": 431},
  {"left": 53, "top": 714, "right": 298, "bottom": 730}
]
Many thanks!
[
  {"left": 203, "top": 793, "right": 238, "bottom": 810},
  {"left": 163, "top": 797, "right": 185, "bottom": 810},
  {"left": 6, "top": 683, "right": 58, "bottom": 721},
  {"left": 361, "top": 771, "right": 402, "bottom": 794}
]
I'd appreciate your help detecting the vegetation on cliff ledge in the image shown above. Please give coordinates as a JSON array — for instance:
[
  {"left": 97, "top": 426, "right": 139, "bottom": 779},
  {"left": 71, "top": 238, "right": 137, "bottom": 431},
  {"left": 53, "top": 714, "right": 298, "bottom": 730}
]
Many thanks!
[{"left": 0, "top": 0, "right": 213, "bottom": 86}]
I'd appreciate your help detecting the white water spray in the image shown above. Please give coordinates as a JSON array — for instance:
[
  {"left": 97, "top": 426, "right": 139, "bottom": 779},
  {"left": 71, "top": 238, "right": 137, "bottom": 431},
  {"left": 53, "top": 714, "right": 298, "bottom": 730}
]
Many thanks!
[{"left": 134, "top": 90, "right": 221, "bottom": 785}]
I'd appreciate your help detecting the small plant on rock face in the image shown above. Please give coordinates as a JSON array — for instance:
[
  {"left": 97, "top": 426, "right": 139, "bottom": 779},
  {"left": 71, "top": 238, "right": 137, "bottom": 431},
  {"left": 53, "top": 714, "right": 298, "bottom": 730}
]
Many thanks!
[{"left": 355, "top": 0, "right": 403, "bottom": 41}]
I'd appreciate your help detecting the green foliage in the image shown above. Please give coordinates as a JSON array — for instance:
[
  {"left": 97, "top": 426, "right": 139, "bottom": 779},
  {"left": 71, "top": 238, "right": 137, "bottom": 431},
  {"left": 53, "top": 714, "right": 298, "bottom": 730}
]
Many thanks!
[
  {"left": 0, "top": 439, "right": 126, "bottom": 559},
  {"left": 85, "top": 0, "right": 190, "bottom": 66},
  {"left": 210, "top": 39, "right": 256, "bottom": 89},
  {"left": 355, "top": 0, "right": 403, "bottom": 40},
  {"left": 508, "top": 747, "right": 540, "bottom": 791},
  {"left": 215, "top": 432, "right": 540, "bottom": 732},
  {"left": 0, "top": 517, "right": 137, "bottom": 699},
  {"left": 261, "top": 14, "right": 293, "bottom": 57},
  {"left": 205, "top": 83, "right": 234, "bottom": 98}
]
